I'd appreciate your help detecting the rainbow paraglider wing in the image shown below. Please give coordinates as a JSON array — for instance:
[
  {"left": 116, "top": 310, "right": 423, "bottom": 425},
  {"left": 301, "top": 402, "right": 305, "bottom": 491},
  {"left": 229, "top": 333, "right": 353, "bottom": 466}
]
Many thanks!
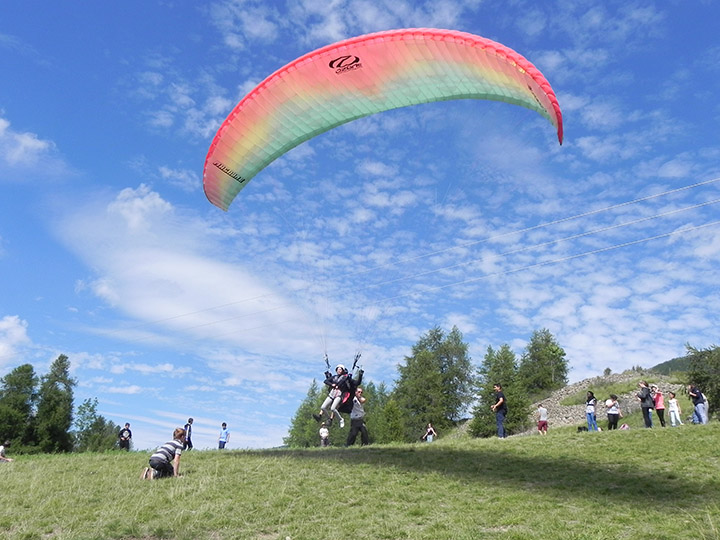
[{"left": 203, "top": 28, "right": 563, "bottom": 211}]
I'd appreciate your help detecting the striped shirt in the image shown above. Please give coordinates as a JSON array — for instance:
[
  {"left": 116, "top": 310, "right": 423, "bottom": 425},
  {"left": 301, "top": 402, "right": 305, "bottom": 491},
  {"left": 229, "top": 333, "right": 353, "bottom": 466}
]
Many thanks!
[{"left": 150, "top": 439, "right": 183, "bottom": 463}]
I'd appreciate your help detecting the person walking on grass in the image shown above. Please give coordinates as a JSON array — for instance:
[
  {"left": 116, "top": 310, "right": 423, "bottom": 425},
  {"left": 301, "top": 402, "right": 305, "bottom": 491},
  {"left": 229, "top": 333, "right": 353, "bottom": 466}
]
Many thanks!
[
  {"left": 183, "top": 418, "right": 194, "bottom": 450},
  {"left": 422, "top": 423, "right": 438, "bottom": 442},
  {"left": 651, "top": 385, "right": 666, "bottom": 427},
  {"left": 319, "top": 423, "right": 330, "bottom": 447},
  {"left": 605, "top": 395, "right": 622, "bottom": 430},
  {"left": 536, "top": 404, "right": 548, "bottom": 435},
  {"left": 491, "top": 384, "right": 508, "bottom": 439},
  {"left": 667, "top": 392, "right": 683, "bottom": 427},
  {"left": 218, "top": 422, "right": 230, "bottom": 449},
  {"left": 585, "top": 391, "right": 598, "bottom": 432},
  {"left": 637, "top": 381, "right": 654, "bottom": 428},
  {"left": 142, "top": 427, "right": 185, "bottom": 480}
]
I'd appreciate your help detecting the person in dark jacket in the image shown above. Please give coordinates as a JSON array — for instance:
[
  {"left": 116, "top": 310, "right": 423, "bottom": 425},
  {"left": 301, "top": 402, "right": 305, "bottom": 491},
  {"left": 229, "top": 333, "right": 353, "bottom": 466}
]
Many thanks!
[{"left": 636, "top": 381, "right": 654, "bottom": 428}]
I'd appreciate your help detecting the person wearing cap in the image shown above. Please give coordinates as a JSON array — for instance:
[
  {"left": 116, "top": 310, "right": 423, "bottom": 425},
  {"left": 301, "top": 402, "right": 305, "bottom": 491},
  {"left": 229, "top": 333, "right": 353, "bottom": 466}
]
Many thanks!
[{"left": 313, "top": 364, "right": 350, "bottom": 428}]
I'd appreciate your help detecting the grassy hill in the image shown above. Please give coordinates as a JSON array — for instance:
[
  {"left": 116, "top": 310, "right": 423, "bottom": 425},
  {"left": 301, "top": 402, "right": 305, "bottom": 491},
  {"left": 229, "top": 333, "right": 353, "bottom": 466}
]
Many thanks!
[{"left": 2, "top": 422, "right": 719, "bottom": 539}]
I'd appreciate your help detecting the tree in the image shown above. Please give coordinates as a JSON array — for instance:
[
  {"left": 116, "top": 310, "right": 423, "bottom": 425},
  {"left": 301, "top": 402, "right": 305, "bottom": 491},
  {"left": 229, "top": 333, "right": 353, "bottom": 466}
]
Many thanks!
[
  {"left": 35, "top": 354, "right": 76, "bottom": 453},
  {"left": 73, "top": 398, "right": 121, "bottom": 452},
  {"left": 0, "top": 364, "right": 38, "bottom": 448},
  {"left": 518, "top": 328, "right": 568, "bottom": 397},
  {"left": 469, "top": 344, "right": 531, "bottom": 438},
  {"left": 392, "top": 326, "right": 474, "bottom": 441},
  {"left": 686, "top": 344, "right": 720, "bottom": 416},
  {"left": 284, "top": 380, "right": 325, "bottom": 447}
]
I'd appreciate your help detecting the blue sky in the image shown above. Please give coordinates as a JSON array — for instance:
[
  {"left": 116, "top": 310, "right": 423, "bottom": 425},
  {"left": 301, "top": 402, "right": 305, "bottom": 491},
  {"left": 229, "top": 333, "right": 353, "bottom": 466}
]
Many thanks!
[{"left": 1, "top": 1, "right": 718, "bottom": 450}]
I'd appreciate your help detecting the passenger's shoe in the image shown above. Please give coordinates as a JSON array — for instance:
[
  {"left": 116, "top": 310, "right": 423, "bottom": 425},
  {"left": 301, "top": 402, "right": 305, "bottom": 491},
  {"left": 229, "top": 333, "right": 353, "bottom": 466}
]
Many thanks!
[
  {"left": 312, "top": 413, "right": 321, "bottom": 422},
  {"left": 339, "top": 417, "right": 345, "bottom": 428}
]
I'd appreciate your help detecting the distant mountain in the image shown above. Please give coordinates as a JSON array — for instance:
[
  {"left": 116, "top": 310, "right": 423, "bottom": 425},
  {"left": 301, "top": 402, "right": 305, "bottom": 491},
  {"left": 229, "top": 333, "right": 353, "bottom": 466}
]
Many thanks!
[{"left": 651, "top": 355, "right": 690, "bottom": 374}]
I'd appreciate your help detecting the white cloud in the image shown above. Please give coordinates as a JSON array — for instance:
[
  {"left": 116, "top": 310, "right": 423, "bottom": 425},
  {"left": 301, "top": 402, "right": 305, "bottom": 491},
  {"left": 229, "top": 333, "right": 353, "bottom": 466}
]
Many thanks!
[{"left": 0, "top": 315, "right": 31, "bottom": 369}]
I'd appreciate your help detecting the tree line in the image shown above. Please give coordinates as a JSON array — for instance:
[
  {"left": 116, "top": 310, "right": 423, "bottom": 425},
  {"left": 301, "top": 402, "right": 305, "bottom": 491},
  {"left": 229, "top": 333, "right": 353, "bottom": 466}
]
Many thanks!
[
  {"left": 0, "top": 354, "right": 120, "bottom": 453},
  {"left": 284, "top": 326, "right": 571, "bottom": 447}
]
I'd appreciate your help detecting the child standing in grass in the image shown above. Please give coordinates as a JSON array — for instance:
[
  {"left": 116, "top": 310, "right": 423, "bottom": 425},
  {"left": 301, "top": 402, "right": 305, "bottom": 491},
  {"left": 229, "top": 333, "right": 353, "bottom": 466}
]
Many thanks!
[{"left": 667, "top": 392, "right": 683, "bottom": 427}]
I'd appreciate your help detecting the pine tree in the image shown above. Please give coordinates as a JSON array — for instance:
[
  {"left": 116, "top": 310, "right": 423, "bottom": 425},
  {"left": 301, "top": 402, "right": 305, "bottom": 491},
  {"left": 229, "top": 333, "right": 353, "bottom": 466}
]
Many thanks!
[
  {"left": 392, "top": 326, "right": 474, "bottom": 441},
  {"left": 284, "top": 380, "right": 324, "bottom": 447},
  {"left": 35, "top": 354, "right": 76, "bottom": 453},
  {"left": 0, "top": 363, "right": 38, "bottom": 448},
  {"left": 518, "top": 328, "right": 568, "bottom": 398}
]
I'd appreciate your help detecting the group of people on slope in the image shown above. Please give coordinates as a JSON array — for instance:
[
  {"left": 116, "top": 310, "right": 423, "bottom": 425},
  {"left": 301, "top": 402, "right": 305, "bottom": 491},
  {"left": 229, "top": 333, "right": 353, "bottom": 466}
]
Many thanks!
[
  {"left": 314, "top": 363, "right": 369, "bottom": 447},
  {"left": 582, "top": 381, "right": 707, "bottom": 432}
]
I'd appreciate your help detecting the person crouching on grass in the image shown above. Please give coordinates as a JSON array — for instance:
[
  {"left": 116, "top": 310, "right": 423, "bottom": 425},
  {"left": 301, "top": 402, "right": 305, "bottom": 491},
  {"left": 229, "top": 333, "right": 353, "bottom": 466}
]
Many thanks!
[{"left": 142, "top": 427, "right": 186, "bottom": 480}]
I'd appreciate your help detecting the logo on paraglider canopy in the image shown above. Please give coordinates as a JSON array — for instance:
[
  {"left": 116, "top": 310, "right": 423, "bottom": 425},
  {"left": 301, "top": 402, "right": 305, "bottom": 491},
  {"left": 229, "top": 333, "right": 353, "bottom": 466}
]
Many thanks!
[
  {"left": 213, "top": 161, "right": 247, "bottom": 185},
  {"left": 329, "top": 55, "right": 362, "bottom": 74}
]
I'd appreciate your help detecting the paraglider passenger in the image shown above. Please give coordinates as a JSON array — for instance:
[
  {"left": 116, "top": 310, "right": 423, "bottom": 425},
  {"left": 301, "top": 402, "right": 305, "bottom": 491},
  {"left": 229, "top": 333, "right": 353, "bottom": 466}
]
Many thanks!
[
  {"left": 142, "top": 427, "right": 186, "bottom": 480},
  {"left": 314, "top": 364, "right": 350, "bottom": 428}
]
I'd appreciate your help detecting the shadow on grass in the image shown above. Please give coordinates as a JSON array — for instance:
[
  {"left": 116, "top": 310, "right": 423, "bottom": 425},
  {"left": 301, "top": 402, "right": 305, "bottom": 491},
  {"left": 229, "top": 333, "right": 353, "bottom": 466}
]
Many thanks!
[{"left": 248, "top": 440, "right": 712, "bottom": 507}]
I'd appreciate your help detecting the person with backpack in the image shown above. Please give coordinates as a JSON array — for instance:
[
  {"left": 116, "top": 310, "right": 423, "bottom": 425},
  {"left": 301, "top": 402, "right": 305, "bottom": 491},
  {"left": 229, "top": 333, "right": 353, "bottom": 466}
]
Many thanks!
[{"left": 636, "top": 381, "right": 654, "bottom": 428}]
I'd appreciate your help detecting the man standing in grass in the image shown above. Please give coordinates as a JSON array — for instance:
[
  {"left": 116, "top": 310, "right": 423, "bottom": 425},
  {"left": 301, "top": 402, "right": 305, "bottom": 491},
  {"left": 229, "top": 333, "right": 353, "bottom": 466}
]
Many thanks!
[
  {"left": 491, "top": 384, "right": 507, "bottom": 439},
  {"left": 118, "top": 423, "right": 132, "bottom": 451},
  {"left": 184, "top": 418, "right": 194, "bottom": 450},
  {"left": 218, "top": 422, "right": 230, "bottom": 449}
]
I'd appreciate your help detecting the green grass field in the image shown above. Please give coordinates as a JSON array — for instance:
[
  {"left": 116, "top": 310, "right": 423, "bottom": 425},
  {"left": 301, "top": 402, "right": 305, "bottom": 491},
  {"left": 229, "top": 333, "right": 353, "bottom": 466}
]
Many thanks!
[{"left": 2, "top": 422, "right": 718, "bottom": 540}]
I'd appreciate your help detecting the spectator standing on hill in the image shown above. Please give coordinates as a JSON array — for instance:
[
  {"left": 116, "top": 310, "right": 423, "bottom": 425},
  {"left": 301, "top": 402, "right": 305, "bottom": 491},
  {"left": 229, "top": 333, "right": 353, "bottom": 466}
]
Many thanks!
[
  {"left": 688, "top": 384, "right": 708, "bottom": 424},
  {"left": 118, "top": 423, "right": 132, "bottom": 451},
  {"left": 183, "top": 418, "right": 194, "bottom": 450},
  {"left": 218, "top": 422, "right": 230, "bottom": 449},
  {"left": 637, "top": 381, "right": 654, "bottom": 428},
  {"left": 491, "top": 384, "right": 507, "bottom": 439},
  {"left": 605, "top": 395, "right": 622, "bottom": 430},
  {"left": 319, "top": 422, "right": 329, "bottom": 447},
  {"left": 667, "top": 392, "right": 683, "bottom": 427},
  {"left": 142, "top": 427, "right": 185, "bottom": 479},
  {"left": 585, "top": 391, "right": 598, "bottom": 432},
  {"left": 536, "top": 404, "right": 548, "bottom": 435},
  {"left": 651, "top": 385, "right": 666, "bottom": 427}
]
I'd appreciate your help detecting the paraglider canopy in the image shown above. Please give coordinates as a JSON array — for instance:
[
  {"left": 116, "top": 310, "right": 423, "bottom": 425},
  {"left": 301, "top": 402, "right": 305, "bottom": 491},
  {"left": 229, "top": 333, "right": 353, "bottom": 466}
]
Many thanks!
[{"left": 204, "top": 28, "right": 563, "bottom": 211}]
